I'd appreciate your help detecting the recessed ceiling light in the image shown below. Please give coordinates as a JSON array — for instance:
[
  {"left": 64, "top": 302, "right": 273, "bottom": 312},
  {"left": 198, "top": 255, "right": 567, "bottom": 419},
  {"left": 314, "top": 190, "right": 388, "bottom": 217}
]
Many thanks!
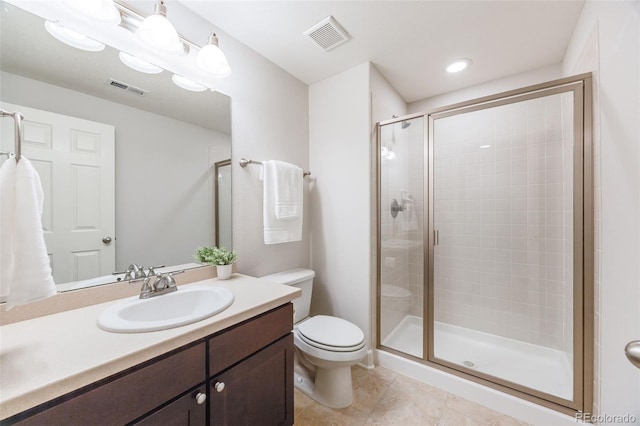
[
  {"left": 172, "top": 74, "right": 207, "bottom": 92},
  {"left": 44, "top": 21, "right": 105, "bottom": 52},
  {"left": 119, "top": 52, "right": 163, "bottom": 74},
  {"left": 446, "top": 58, "right": 472, "bottom": 73}
]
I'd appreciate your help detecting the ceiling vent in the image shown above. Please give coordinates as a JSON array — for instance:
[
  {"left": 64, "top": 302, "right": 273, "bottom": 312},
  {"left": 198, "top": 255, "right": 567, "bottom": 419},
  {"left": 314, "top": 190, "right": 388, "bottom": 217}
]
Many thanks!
[
  {"left": 106, "top": 78, "right": 148, "bottom": 96},
  {"left": 304, "top": 16, "right": 350, "bottom": 52}
]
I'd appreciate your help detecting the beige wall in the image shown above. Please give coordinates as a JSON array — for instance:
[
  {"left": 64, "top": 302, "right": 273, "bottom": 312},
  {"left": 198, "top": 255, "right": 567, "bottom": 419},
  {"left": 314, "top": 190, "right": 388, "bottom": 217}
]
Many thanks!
[{"left": 309, "top": 62, "right": 372, "bottom": 350}]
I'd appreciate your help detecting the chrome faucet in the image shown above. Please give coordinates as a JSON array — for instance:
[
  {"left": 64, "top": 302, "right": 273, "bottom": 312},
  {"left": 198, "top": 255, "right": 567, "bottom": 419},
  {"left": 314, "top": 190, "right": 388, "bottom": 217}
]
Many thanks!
[
  {"left": 135, "top": 270, "right": 184, "bottom": 299},
  {"left": 113, "top": 264, "right": 165, "bottom": 281}
]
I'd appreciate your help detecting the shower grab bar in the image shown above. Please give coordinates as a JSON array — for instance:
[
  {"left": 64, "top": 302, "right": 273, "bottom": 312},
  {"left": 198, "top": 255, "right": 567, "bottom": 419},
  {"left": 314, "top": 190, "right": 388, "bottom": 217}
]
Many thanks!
[
  {"left": 0, "top": 109, "right": 24, "bottom": 163},
  {"left": 239, "top": 157, "right": 311, "bottom": 177}
]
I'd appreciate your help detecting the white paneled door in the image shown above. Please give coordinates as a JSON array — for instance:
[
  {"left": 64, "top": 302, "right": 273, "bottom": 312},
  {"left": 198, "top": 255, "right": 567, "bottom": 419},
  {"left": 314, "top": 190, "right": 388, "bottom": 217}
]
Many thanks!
[{"left": 0, "top": 102, "right": 115, "bottom": 285}]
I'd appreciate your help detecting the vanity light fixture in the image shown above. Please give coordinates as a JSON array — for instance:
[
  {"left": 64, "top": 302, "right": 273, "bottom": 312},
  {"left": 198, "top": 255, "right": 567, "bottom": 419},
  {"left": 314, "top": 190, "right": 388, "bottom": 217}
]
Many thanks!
[
  {"left": 44, "top": 20, "right": 105, "bottom": 52},
  {"left": 446, "top": 58, "right": 472, "bottom": 73},
  {"left": 119, "top": 52, "right": 163, "bottom": 74},
  {"left": 136, "top": 0, "right": 185, "bottom": 55},
  {"left": 172, "top": 74, "right": 208, "bottom": 92},
  {"left": 195, "top": 33, "right": 231, "bottom": 78},
  {"left": 63, "top": 0, "right": 121, "bottom": 26}
]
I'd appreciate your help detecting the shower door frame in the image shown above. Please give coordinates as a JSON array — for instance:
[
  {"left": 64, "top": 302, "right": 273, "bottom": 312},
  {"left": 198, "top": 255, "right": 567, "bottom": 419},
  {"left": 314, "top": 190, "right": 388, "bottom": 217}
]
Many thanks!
[{"left": 375, "top": 73, "right": 593, "bottom": 415}]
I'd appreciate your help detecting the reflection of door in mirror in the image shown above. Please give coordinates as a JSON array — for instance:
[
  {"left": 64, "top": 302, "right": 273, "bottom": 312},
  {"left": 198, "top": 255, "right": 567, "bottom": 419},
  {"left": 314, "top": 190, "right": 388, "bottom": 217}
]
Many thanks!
[
  {"left": 215, "top": 159, "right": 232, "bottom": 250},
  {"left": 0, "top": 102, "right": 115, "bottom": 285}
]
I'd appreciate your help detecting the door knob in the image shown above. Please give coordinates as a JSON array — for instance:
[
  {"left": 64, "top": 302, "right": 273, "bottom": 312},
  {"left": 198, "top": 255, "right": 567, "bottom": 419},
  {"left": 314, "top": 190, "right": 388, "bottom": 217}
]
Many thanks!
[
  {"left": 214, "top": 381, "right": 225, "bottom": 393},
  {"left": 195, "top": 392, "right": 207, "bottom": 405},
  {"left": 102, "top": 236, "right": 112, "bottom": 244},
  {"left": 625, "top": 340, "right": 640, "bottom": 369}
]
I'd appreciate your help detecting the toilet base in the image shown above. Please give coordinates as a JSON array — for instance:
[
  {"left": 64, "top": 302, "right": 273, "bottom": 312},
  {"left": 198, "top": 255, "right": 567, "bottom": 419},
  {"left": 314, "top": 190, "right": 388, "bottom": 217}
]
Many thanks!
[{"left": 294, "top": 365, "right": 355, "bottom": 409}]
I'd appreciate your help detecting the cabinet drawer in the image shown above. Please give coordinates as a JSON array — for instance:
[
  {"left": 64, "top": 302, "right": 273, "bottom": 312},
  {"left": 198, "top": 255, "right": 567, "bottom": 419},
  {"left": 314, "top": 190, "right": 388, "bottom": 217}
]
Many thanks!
[
  {"left": 13, "top": 343, "right": 206, "bottom": 426},
  {"left": 208, "top": 303, "right": 292, "bottom": 375}
]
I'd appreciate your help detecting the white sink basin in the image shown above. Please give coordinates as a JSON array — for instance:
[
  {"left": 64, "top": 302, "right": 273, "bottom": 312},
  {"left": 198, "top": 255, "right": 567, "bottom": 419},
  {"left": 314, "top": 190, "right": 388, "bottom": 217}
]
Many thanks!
[{"left": 97, "top": 285, "right": 234, "bottom": 333}]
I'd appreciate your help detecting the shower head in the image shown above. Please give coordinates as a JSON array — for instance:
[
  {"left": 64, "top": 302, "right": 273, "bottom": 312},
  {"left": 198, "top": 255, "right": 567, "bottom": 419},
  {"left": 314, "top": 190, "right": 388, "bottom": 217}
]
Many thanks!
[{"left": 392, "top": 115, "right": 411, "bottom": 129}]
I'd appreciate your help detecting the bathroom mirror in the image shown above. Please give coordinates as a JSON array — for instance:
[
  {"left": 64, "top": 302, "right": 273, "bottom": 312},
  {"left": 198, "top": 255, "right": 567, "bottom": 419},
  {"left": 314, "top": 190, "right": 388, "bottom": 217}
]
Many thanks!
[{"left": 0, "top": 2, "right": 232, "bottom": 291}]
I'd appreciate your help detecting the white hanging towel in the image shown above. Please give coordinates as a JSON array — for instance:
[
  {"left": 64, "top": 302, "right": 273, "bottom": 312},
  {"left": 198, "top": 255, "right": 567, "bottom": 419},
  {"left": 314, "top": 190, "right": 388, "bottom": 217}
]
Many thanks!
[
  {"left": 0, "top": 156, "right": 56, "bottom": 307},
  {"left": 262, "top": 160, "right": 303, "bottom": 244}
]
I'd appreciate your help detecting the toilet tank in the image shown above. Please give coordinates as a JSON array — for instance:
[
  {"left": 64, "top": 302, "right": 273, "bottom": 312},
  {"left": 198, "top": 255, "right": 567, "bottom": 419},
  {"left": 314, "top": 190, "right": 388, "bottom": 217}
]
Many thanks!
[{"left": 261, "top": 269, "right": 315, "bottom": 324}]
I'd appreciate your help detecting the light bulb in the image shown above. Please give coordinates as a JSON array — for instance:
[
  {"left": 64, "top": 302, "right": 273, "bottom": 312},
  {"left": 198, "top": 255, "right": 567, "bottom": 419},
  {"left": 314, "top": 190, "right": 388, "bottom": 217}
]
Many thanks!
[
  {"left": 136, "top": 1, "right": 184, "bottom": 55},
  {"left": 172, "top": 74, "right": 207, "bottom": 92},
  {"left": 63, "top": 0, "right": 121, "bottom": 26},
  {"left": 45, "top": 21, "right": 105, "bottom": 52},
  {"left": 119, "top": 52, "right": 163, "bottom": 74},
  {"left": 196, "top": 33, "right": 231, "bottom": 78}
]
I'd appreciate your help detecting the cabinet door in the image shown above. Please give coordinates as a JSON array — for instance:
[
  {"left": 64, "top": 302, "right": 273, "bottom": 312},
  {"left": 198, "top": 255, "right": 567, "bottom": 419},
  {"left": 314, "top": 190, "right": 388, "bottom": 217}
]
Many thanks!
[
  {"left": 210, "top": 334, "right": 293, "bottom": 426},
  {"left": 133, "top": 385, "right": 207, "bottom": 426},
  {"left": 12, "top": 343, "right": 206, "bottom": 426}
]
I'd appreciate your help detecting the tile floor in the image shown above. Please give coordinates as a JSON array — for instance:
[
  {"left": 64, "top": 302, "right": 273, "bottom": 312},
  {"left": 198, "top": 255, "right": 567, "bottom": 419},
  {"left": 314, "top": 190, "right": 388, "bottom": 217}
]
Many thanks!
[{"left": 294, "top": 366, "right": 531, "bottom": 426}]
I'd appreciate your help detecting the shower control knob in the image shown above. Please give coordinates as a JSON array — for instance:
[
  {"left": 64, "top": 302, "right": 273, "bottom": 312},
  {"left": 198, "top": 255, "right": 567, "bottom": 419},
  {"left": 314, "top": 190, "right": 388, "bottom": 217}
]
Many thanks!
[
  {"left": 195, "top": 392, "right": 207, "bottom": 405},
  {"left": 214, "top": 382, "right": 225, "bottom": 393}
]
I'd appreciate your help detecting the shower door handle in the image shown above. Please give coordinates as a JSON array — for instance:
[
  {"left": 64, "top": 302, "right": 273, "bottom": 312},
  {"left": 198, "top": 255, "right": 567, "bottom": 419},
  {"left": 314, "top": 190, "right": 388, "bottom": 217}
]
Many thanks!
[{"left": 434, "top": 230, "right": 439, "bottom": 246}]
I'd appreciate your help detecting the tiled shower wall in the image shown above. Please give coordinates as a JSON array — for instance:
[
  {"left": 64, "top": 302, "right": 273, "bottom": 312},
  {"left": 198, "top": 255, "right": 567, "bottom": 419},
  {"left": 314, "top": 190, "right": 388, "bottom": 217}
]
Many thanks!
[
  {"left": 433, "top": 93, "right": 574, "bottom": 351},
  {"left": 379, "top": 119, "right": 424, "bottom": 342}
]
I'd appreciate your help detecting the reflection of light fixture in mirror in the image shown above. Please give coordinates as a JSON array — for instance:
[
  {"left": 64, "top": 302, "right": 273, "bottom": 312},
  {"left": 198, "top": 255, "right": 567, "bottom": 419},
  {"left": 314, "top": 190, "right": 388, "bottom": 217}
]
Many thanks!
[
  {"left": 136, "top": 0, "right": 185, "bottom": 55},
  {"left": 45, "top": 21, "right": 105, "bottom": 52},
  {"left": 480, "top": 144, "right": 491, "bottom": 149},
  {"left": 119, "top": 52, "right": 163, "bottom": 74},
  {"left": 196, "top": 33, "right": 231, "bottom": 78},
  {"left": 446, "top": 58, "right": 472, "bottom": 73},
  {"left": 63, "top": 0, "right": 121, "bottom": 26},
  {"left": 172, "top": 74, "right": 208, "bottom": 92}
]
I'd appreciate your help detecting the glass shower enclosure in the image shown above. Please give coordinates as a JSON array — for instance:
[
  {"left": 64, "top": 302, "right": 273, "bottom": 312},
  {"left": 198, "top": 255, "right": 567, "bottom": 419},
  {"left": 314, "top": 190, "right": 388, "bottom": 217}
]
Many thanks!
[{"left": 376, "top": 75, "right": 593, "bottom": 413}]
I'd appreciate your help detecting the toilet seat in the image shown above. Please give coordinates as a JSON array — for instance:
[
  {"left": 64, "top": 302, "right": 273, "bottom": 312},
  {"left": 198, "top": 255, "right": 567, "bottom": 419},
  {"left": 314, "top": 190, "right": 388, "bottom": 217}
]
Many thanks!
[{"left": 296, "top": 315, "right": 365, "bottom": 352}]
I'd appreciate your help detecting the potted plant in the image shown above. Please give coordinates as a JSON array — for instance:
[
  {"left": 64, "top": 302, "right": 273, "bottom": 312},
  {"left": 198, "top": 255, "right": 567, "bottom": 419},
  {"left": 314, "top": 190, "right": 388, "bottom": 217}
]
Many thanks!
[{"left": 194, "top": 246, "right": 237, "bottom": 280}]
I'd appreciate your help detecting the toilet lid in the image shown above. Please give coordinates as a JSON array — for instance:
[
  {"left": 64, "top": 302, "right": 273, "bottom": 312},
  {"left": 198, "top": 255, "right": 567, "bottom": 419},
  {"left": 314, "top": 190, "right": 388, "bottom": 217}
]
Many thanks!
[{"left": 297, "top": 315, "right": 365, "bottom": 350}]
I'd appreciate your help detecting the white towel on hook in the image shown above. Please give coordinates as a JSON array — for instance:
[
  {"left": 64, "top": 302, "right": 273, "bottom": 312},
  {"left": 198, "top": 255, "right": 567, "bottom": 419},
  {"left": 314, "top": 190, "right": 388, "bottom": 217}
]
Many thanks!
[
  {"left": 0, "top": 156, "right": 56, "bottom": 307},
  {"left": 262, "top": 160, "right": 303, "bottom": 244}
]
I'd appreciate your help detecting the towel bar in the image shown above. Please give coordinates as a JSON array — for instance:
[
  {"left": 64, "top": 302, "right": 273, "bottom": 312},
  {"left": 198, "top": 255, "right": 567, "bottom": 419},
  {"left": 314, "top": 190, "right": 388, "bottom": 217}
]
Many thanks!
[{"left": 239, "top": 158, "right": 311, "bottom": 177}]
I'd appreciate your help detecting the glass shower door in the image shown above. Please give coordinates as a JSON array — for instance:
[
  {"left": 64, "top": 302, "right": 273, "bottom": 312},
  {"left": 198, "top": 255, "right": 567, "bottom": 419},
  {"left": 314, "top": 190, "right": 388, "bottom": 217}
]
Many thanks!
[
  {"left": 429, "top": 86, "right": 583, "bottom": 405},
  {"left": 378, "top": 115, "right": 425, "bottom": 359}
]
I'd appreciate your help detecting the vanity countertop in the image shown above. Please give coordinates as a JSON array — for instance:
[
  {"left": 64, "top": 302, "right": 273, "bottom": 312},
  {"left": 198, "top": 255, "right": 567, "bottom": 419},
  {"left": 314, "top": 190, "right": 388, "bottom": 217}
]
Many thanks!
[{"left": 0, "top": 274, "right": 300, "bottom": 420}]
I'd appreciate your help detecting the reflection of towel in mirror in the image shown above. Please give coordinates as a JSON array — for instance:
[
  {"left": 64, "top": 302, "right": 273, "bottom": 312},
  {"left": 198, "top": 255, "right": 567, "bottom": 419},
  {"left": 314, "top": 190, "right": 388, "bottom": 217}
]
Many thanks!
[
  {"left": 0, "top": 156, "right": 56, "bottom": 307},
  {"left": 402, "top": 201, "right": 417, "bottom": 231},
  {"left": 262, "top": 160, "right": 303, "bottom": 244}
]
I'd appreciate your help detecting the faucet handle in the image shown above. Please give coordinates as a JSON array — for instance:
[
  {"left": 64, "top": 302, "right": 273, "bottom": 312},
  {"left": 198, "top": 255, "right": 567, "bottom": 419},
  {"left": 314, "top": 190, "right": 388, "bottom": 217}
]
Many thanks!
[
  {"left": 146, "top": 264, "right": 166, "bottom": 277},
  {"left": 167, "top": 270, "right": 184, "bottom": 287}
]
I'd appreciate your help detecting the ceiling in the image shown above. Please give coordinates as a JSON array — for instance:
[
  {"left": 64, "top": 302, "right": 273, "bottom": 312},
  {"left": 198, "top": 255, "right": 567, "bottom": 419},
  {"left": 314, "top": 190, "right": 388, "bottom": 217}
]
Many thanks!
[{"left": 181, "top": 0, "right": 585, "bottom": 103}]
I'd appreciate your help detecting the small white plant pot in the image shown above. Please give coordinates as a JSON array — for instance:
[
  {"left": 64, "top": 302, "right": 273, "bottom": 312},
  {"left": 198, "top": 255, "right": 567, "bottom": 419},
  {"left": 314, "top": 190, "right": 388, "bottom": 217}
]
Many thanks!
[{"left": 216, "top": 264, "right": 233, "bottom": 280}]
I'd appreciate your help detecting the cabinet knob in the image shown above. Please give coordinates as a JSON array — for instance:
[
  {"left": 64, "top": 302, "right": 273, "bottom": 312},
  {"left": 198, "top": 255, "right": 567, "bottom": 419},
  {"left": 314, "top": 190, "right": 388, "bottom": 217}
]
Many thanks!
[
  {"left": 195, "top": 392, "right": 207, "bottom": 405},
  {"left": 214, "top": 381, "right": 225, "bottom": 393}
]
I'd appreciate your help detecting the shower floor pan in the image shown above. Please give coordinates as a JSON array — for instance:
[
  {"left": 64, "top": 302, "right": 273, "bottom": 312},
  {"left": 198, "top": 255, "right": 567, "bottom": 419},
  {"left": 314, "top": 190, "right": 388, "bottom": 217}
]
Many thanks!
[{"left": 382, "top": 315, "right": 572, "bottom": 400}]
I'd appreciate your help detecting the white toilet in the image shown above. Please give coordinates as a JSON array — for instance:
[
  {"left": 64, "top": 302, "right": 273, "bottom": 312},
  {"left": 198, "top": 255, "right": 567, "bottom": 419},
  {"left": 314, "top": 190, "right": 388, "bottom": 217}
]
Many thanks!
[{"left": 261, "top": 268, "right": 367, "bottom": 409}]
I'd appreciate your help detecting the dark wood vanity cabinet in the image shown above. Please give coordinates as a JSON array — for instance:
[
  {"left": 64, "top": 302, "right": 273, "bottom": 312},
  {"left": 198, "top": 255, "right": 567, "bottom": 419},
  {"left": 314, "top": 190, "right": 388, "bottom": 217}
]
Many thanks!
[
  {"left": 208, "top": 303, "right": 294, "bottom": 426},
  {"left": 7, "top": 303, "right": 294, "bottom": 426}
]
